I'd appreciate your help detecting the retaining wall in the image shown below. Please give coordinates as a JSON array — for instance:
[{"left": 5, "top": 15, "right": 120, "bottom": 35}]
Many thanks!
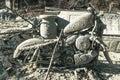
[{"left": 101, "top": 13, "right": 120, "bottom": 53}]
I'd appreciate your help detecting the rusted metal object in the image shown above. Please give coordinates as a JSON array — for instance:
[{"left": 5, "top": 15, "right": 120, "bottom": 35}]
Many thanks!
[
  {"left": 63, "top": 12, "right": 94, "bottom": 34},
  {"left": 66, "top": 34, "right": 78, "bottom": 45},
  {"left": 13, "top": 38, "right": 43, "bottom": 58},
  {"left": 40, "top": 15, "right": 57, "bottom": 39},
  {"left": 11, "top": 5, "right": 114, "bottom": 80},
  {"left": 75, "top": 35, "right": 91, "bottom": 51},
  {"left": 13, "top": 38, "right": 58, "bottom": 58},
  {"left": 74, "top": 50, "right": 98, "bottom": 66}
]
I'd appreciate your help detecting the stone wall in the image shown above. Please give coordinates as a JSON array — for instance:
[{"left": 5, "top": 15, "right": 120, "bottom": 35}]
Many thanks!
[
  {"left": 101, "top": 13, "right": 120, "bottom": 35},
  {"left": 101, "top": 13, "right": 120, "bottom": 53},
  {"left": 103, "top": 35, "right": 120, "bottom": 53}
]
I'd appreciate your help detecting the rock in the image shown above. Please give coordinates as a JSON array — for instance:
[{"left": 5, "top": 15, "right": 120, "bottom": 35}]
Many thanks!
[{"left": 15, "top": 16, "right": 23, "bottom": 21}]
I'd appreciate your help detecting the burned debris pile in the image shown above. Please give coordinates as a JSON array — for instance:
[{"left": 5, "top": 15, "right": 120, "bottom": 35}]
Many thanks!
[{"left": 0, "top": 1, "right": 120, "bottom": 80}]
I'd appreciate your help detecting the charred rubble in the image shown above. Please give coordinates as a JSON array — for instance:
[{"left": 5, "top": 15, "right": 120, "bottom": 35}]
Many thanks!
[{"left": 0, "top": 0, "right": 120, "bottom": 80}]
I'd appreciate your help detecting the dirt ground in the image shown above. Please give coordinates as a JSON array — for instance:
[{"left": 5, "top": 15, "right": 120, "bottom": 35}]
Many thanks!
[
  {"left": 4, "top": 52, "right": 119, "bottom": 80},
  {"left": 98, "top": 52, "right": 120, "bottom": 80}
]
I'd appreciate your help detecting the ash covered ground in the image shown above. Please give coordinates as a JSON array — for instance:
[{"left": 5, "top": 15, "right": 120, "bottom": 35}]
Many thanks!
[{"left": 0, "top": 0, "right": 120, "bottom": 80}]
